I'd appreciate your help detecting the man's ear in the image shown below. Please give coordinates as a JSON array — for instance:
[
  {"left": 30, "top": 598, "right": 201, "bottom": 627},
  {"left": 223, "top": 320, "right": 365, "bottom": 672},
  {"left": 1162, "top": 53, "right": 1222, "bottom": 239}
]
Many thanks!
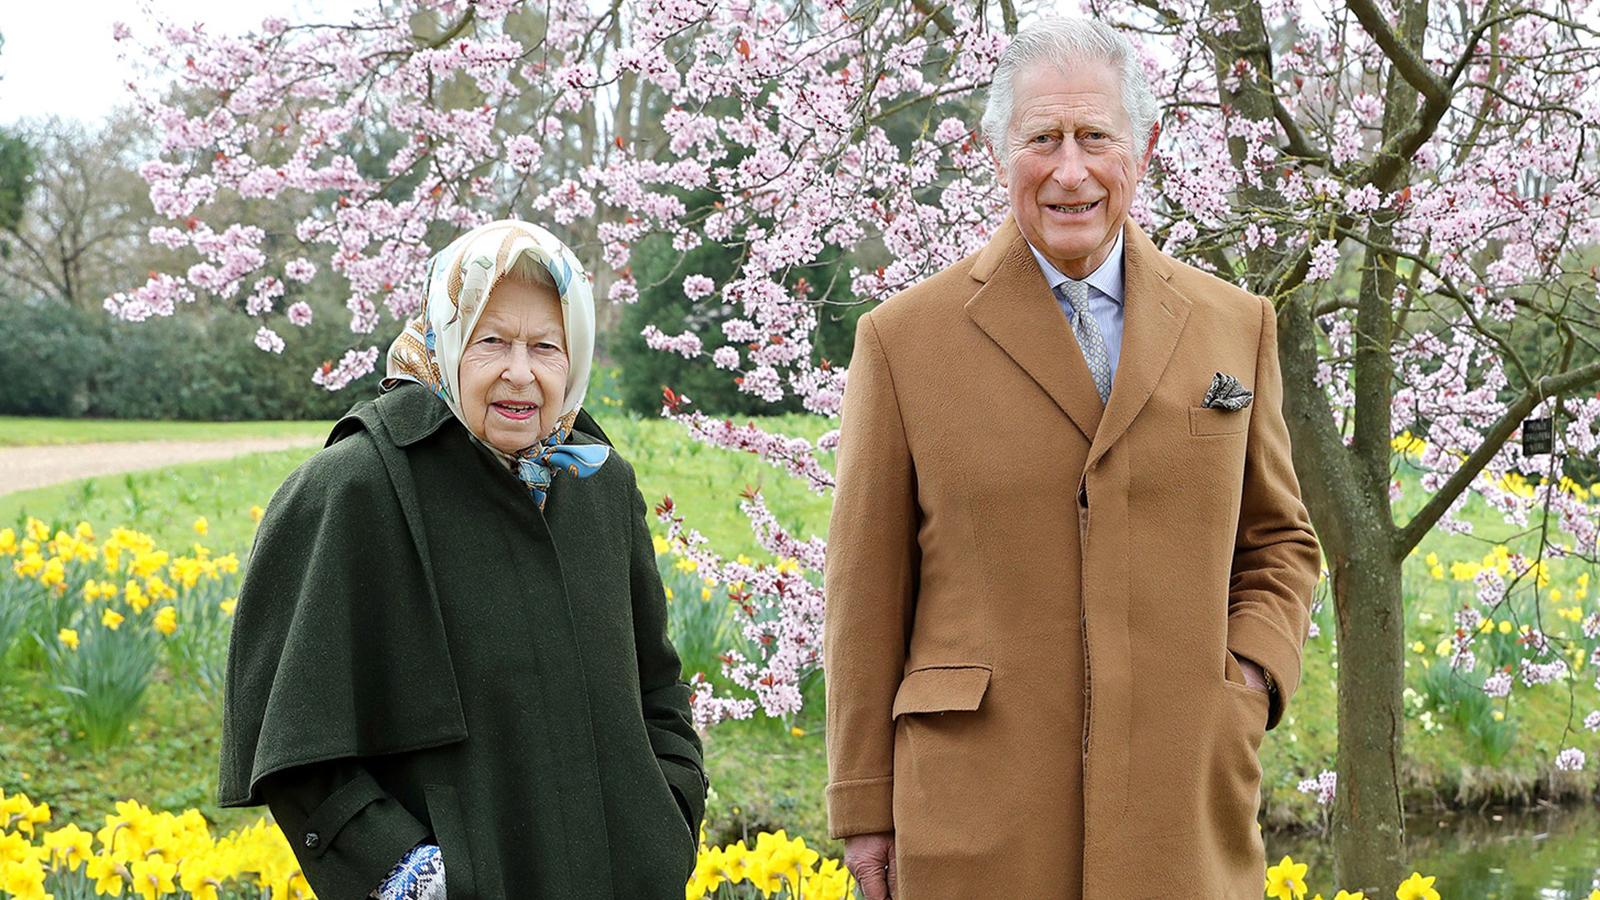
[
  {"left": 988, "top": 138, "right": 1008, "bottom": 188},
  {"left": 1138, "top": 120, "right": 1161, "bottom": 175}
]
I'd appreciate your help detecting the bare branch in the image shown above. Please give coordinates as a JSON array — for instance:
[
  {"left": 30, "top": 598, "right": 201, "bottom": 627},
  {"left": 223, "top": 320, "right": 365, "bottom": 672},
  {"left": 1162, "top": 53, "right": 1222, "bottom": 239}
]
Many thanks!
[{"left": 1345, "top": 0, "right": 1447, "bottom": 105}]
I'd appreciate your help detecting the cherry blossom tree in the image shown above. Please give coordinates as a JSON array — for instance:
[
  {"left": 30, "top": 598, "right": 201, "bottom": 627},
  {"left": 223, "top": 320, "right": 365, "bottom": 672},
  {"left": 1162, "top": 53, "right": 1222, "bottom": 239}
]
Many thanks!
[
  {"left": 112, "top": 0, "right": 1600, "bottom": 888},
  {"left": 1093, "top": 0, "right": 1600, "bottom": 888}
]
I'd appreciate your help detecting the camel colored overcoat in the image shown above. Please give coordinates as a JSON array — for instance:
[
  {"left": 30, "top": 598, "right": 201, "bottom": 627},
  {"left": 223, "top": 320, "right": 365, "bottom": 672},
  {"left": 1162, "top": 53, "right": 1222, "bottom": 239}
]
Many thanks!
[{"left": 823, "top": 217, "right": 1321, "bottom": 899}]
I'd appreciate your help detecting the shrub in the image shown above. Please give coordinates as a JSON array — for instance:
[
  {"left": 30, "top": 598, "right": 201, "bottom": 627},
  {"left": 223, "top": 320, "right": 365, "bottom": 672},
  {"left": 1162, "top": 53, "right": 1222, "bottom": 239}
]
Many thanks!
[{"left": 0, "top": 298, "right": 379, "bottom": 421}]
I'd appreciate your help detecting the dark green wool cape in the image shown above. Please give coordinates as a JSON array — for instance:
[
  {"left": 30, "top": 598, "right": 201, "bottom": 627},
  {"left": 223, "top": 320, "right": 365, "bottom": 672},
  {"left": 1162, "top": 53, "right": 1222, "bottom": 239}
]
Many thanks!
[{"left": 218, "top": 383, "right": 707, "bottom": 899}]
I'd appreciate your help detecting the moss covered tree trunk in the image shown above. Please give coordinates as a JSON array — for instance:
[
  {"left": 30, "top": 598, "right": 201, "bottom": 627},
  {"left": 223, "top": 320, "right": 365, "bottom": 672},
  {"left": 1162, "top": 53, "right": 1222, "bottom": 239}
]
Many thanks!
[{"left": 1329, "top": 550, "right": 1407, "bottom": 891}]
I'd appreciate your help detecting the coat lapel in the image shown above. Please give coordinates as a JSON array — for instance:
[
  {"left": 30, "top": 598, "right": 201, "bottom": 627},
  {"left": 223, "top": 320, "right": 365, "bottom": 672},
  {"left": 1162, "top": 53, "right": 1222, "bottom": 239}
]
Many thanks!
[
  {"left": 1085, "top": 221, "right": 1192, "bottom": 469},
  {"left": 964, "top": 217, "right": 1105, "bottom": 443}
]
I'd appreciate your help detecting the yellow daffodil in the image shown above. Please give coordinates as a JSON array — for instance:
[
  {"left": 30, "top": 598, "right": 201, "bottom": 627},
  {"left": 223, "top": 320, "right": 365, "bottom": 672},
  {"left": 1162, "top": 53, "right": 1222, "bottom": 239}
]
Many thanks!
[
  {"left": 130, "top": 856, "right": 177, "bottom": 900},
  {"left": 102, "top": 609, "right": 125, "bottom": 631},
  {"left": 1333, "top": 891, "right": 1366, "bottom": 900},
  {"left": 1395, "top": 872, "right": 1440, "bottom": 900},
  {"left": 12, "top": 552, "right": 44, "bottom": 579},
  {"left": 58, "top": 628, "right": 79, "bottom": 651},
  {"left": 1264, "top": 855, "right": 1308, "bottom": 900},
  {"left": 86, "top": 853, "right": 127, "bottom": 894},
  {"left": 249, "top": 504, "right": 265, "bottom": 523},
  {"left": 152, "top": 606, "right": 178, "bottom": 637},
  {"left": 39, "top": 557, "right": 67, "bottom": 590},
  {"left": 220, "top": 598, "right": 238, "bottom": 616},
  {"left": 124, "top": 581, "right": 149, "bottom": 613},
  {"left": 42, "top": 823, "right": 93, "bottom": 869},
  {"left": 652, "top": 534, "right": 670, "bottom": 555},
  {"left": 0, "top": 528, "right": 16, "bottom": 555},
  {"left": 192, "top": 516, "right": 209, "bottom": 536},
  {"left": 0, "top": 860, "right": 50, "bottom": 900},
  {"left": 145, "top": 575, "right": 176, "bottom": 601},
  {"left": 24, "top": 517, "right": 49, "bottom": 542},
  {"left": 1498, "top": 620, "right": 1513, "bottom": 635}
]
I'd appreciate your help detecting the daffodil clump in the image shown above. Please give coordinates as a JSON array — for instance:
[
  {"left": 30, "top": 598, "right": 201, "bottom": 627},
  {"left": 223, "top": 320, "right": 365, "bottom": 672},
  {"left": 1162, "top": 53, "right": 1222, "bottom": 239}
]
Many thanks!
[
  {"left": 685, "top": 828, "right": 852, "bottom": 899},
  {"left": 1, "top": 517, "right": 242, "bottom": 749},
  {"left": 1264, "top": 855, "right": 1456, "bottom": 900},
  {"left": 0, "top": 792, "right": 859, "bottom": 900},
  {"left": 0, "top": 792, "right": 310, "bottom": 900}
]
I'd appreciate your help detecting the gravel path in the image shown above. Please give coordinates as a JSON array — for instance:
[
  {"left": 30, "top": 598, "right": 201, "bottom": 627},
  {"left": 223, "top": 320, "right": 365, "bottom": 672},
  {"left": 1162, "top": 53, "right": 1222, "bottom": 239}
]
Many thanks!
[{"left": 0, "top": 436, "right": 324, "bottom": 497}]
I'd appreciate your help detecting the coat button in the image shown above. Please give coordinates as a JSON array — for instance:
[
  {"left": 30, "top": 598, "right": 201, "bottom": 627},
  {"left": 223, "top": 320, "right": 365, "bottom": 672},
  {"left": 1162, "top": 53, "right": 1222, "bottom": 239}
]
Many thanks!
[{"left": 304, "top": 831, "right": 320, "bottom": 849}]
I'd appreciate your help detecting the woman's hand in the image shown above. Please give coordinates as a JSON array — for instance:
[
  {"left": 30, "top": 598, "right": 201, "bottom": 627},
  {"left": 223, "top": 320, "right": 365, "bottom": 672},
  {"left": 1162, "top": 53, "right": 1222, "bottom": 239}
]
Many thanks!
[{"left": 844, "top": 831, "right": 896, "bottom": 900}]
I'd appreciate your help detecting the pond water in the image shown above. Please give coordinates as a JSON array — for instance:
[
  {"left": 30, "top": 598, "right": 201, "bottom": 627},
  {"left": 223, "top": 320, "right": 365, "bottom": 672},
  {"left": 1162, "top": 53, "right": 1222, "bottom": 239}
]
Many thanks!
[{"left": 1267, "top": 803, "right": 1600, "bottom": 898}]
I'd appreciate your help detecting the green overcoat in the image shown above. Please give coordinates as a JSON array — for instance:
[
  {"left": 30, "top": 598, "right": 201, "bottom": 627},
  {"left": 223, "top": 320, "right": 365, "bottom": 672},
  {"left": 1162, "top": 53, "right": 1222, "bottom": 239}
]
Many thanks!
[{"left": 218, "top": 383, "right": 707, "bottom": 899}]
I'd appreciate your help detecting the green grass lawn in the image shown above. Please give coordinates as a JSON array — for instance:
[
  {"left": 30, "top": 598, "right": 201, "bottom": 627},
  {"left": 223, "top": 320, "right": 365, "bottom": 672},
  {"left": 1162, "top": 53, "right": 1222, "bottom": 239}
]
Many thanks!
[
  {"left": 0, "top": 417, "right": 334, "bottom": 447},
  {"left": 2, "top": 415, "right": 1597, "bottom": 852},
  {"left": 0, "top": 412, "right": 834, "bottom": 559}
]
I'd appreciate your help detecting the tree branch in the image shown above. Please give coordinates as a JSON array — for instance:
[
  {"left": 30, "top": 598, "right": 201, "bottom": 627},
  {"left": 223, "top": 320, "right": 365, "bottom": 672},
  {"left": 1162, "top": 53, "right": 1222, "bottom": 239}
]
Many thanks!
[
  {"left": 909, "top": 0, "right": 957, "bottom": 38},
  {"left": 417, "top": 8, "right": 476, "bottom": 49},
  {"left": 1344, "top": 0, "right": 1446, "bottom": 105},
  {"left": 1395, "top": 359, "right": 1600, "bottom": 556},
  {"left": 1272, "top": 93, "right": 1327, "bottom": 165}
]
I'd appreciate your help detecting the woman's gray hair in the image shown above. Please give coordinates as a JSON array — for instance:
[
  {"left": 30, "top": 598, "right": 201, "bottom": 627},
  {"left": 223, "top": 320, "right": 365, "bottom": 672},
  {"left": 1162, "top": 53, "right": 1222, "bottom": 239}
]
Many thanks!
[
  {"left": 503, "top": 250, "right": 557, "bottom": 289},
  {"left": 980, "top": 17, "right": 1159, "bottom": 164}
]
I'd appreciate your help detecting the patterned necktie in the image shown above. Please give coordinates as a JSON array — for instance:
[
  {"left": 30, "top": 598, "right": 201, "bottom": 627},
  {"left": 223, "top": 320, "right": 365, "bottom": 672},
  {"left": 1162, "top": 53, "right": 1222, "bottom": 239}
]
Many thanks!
[{"left": 1058, "top": 279, "right": 1112, "bottom": 404}]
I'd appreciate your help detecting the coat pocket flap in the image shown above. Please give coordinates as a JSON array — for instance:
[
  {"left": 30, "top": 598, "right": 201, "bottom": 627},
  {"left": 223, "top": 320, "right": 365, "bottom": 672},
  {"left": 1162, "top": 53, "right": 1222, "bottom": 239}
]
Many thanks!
[{"left": 892, "top": 665, "right": 992, "bottom": 718}]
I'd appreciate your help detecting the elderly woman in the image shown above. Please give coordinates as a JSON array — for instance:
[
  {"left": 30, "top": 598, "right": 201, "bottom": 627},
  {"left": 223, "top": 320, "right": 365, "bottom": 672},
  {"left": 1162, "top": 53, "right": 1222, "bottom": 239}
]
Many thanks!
[{"left": 218, "top": 220, "right": 706, "bottom": 900}]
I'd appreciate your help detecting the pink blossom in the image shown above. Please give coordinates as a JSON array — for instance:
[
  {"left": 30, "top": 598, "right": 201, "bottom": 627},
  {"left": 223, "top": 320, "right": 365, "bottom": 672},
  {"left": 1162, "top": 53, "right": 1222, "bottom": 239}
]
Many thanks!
[
  {"left": 1482, "top": 670, "right": 1512, "bottom": 698},
  {"left": 254, "top": 326, "right": 285, "bottom": 354},
  {"left": 1295, "top": 769, "right": 1336, "bottom": 806},
  {"left": 683, "top": 274, "right": 715, "bottom": 299},
  {"left": 312, "top": 347, "right": 379, "bottom": 390},
  {"left": 287, "top": 302, "right": 314, "bottom": 327},
  {"left": 284, "top": 258, "right": 317, "bottom": 282},
  {"left": 505, "top": 134, "right": 543, "bottom": 172},
  {"left": 1306, "top": 239, "right": 1339, "bottom": 282}
]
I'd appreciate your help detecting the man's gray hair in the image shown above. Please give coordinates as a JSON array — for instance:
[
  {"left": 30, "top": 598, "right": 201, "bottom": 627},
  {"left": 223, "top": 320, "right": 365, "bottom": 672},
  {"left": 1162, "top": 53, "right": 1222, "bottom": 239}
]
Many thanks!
[{"left": 980, "top": 17, "right": 1159, "bottom": 160}]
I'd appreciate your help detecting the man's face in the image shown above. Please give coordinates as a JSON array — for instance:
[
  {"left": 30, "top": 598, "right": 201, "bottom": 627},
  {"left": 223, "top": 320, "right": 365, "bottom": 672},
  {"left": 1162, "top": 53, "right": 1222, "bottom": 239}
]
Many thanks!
[{"left": 996, "top": 61, "right": 1157, "bottom": 280}]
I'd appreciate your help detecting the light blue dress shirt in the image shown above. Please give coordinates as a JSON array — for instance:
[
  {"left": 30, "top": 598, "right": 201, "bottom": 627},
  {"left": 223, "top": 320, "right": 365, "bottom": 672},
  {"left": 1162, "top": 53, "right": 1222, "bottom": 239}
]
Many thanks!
[{"left": 1025, "top": 229, "right": 1126, "bottom": 386}]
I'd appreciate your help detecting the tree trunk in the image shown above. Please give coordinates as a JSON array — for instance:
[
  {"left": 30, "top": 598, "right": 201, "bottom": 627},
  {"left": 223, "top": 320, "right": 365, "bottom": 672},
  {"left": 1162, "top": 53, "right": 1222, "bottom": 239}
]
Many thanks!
[{"left": 1329, "top": 543, "right": 1407, "bottom": 893}]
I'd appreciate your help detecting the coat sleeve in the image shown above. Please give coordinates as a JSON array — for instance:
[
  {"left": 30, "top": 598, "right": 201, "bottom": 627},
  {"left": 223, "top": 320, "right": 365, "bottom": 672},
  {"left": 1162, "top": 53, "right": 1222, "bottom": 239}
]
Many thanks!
[
  {"left": 259, "top": 760, "right": 431, "bottom": 900},
  {"left": 822, "top": 313, "right": 920, "bottom": 839},
  {"left": 625, "top": 467, "right": 708, "bottom": 838},
  {"left": 1227, "top": 296, "right": 1323, "bottom": 729},
  {"left": 218, "top": 431, "right": 467, "bottom": 808}
]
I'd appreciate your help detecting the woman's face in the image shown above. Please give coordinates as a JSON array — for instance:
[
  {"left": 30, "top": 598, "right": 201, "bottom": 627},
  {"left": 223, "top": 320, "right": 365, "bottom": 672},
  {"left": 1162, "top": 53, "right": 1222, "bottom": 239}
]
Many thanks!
[{"left": 459, "top": 276, "right": 568, "bottom": 455}]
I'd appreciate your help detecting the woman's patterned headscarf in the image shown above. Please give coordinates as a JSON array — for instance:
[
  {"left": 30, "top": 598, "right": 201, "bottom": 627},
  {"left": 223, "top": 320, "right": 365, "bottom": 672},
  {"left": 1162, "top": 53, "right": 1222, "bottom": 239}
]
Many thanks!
[{"left": 385, "top": 220, "right": 608, "bottom": 508}]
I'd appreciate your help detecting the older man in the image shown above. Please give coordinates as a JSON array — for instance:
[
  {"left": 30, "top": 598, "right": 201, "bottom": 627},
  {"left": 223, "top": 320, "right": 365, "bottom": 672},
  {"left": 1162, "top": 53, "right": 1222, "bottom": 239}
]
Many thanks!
[{"left": 822, "top": 17, "right": 1321, "bottom": 900}]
